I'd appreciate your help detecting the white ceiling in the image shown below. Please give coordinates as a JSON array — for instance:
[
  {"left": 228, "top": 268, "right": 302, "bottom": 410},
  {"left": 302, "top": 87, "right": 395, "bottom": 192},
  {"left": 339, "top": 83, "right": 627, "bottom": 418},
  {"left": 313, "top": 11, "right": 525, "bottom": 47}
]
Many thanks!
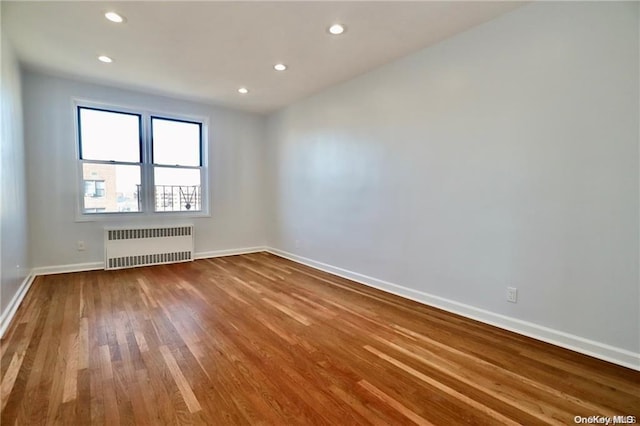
[{"left": 3, "top": 1, "right": 523, "bottom": 114}]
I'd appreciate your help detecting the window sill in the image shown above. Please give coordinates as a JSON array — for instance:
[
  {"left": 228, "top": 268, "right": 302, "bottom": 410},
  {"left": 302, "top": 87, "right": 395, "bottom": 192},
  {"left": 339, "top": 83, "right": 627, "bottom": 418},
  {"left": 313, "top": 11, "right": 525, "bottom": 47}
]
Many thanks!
[{"left": 74, "top": 210, "right": 211, "bottom": 223}]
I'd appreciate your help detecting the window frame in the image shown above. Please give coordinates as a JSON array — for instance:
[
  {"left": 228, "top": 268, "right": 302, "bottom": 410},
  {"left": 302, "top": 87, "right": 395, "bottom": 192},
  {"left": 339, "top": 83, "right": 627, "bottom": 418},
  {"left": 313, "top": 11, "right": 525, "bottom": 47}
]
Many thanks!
[{"left": 74, "top": 99, "right": 210, "bottom": 222}]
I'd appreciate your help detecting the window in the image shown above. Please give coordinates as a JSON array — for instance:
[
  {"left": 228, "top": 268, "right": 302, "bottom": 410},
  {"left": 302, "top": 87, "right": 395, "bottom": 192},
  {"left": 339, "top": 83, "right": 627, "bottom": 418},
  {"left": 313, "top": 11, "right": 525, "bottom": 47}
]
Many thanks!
[
  {"left": 77, "top": 105, "right": 206, "bottom": 216},
  {"left": 84, "top": 180, "right": 105, "bottom": 198},
  {"left": 152, "top": 117, "right": 203, "bottom": 212}
]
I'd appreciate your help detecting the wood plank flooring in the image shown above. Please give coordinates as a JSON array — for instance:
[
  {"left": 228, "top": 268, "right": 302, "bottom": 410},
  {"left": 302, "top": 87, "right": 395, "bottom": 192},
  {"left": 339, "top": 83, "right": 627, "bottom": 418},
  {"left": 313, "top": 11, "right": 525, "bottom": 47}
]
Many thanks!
[{"left": 1, "top": 252, "right": 638, "bottom": 425}]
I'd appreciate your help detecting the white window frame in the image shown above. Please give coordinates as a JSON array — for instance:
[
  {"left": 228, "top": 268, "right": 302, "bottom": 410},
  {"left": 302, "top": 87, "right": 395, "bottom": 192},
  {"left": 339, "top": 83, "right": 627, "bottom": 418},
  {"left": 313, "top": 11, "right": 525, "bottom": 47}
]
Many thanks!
[{"left": 73, "top": 99, "right": 210, "bottom": 222}]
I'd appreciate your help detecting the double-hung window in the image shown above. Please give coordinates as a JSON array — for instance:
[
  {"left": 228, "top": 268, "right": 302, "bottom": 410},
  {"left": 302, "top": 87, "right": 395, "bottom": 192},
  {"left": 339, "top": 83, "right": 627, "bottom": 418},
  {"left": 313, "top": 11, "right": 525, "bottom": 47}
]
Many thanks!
[
  {"left": 151, "top": 117, "right": 203, "bottom": 212},
  {"left": 77, "top": 104, "right": 206, "bottom": 217}
]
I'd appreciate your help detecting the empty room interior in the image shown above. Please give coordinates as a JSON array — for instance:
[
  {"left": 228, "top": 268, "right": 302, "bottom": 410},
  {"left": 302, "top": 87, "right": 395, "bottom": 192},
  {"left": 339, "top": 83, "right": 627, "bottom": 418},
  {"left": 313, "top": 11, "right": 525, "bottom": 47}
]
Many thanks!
[{"left": 1, "top": 1, "right": 639, "bottom": 424}]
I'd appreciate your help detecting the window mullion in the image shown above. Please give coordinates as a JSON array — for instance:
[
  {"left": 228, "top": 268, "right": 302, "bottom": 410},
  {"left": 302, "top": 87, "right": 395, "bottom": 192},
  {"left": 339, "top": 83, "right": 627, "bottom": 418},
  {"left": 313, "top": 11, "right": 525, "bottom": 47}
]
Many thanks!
[{"left": 141, "top": 113, "right": 154, "bottom": 213}]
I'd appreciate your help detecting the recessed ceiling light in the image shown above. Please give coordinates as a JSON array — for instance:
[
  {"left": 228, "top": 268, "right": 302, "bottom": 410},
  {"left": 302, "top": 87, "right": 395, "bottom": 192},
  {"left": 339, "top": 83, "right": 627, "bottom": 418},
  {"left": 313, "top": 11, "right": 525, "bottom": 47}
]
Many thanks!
[
  {"left": 98, "top": 55, "right": 113, "bottom": 63},
  {"left": 238, "top": 87, "right": 249, "bottom": 94},
  {"left": 274, "top": 63, "right": 287, "bottom": 71},
  {"left": 104, "top": 12, "right": 125, "bottom": 23},
  {"left": 328, "top": 24, "right": 345, "bottom": 35}
]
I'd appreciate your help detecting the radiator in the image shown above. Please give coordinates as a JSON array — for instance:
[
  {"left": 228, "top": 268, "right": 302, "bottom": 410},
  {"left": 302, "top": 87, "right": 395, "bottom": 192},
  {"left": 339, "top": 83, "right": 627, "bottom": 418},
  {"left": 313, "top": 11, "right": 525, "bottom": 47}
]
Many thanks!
[{"left": 104, "top": 225, "right": 194, "bottom": 270}]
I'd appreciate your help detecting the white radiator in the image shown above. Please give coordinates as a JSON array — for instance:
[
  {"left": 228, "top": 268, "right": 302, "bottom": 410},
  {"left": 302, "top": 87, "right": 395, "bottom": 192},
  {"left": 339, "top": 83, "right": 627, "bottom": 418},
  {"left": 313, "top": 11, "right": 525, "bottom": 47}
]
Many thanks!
[{"left": 104, "top": 225, "right": 194, "bottom": 270}]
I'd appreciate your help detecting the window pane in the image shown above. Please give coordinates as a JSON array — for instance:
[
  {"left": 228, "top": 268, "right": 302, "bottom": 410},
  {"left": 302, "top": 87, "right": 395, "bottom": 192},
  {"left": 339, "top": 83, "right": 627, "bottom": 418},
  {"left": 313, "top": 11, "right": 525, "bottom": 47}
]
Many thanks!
[
  {"left": 79, "top": 108, "right": 140, "bottom": 162},
  {"left": 82, "top": 163, "right": 141, "bottom": 213},
  {"left": 152, "top": 118, "right": 201, "bottom": 166},
  {"left": 95, "top": 181, "right": 106, "bottom": 197},
  {"left": 84, "top": 181, "right": 96, "bottom": 197},
  {"left": 154, "top": 167, "right": 201, "bottom": 212}
]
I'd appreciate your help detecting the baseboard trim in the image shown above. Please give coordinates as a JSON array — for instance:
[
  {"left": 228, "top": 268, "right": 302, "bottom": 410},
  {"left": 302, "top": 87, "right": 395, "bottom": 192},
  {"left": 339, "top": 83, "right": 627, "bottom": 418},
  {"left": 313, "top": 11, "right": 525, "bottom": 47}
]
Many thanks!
[
  {"left": 32, "top": 262, "right": 104, "bottom": 276},
  {"left": 0, "top": 274, "right": 36, "bottom": 339},
  {"left": 30, "top": 246, "right": 268, "bottom": 276},
  {"left": 266, "top": 247, "right": 640, "bottom": 371},
  {"left": 195, "top": 246, "right": 266, "bottom": 260}
]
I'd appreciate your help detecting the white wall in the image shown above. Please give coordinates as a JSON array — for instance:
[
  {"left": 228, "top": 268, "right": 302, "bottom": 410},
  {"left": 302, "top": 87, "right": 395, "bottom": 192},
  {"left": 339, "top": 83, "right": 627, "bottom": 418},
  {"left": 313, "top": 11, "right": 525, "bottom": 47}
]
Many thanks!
[
  {"left": 0, "top": 34, "right": 30, "bottom": 315},
  {"left": 266, "top": 2, "right": 639, "bottom": 365},
  {"left": 23, "top": 70, "right": 267, "bottom": 269}
]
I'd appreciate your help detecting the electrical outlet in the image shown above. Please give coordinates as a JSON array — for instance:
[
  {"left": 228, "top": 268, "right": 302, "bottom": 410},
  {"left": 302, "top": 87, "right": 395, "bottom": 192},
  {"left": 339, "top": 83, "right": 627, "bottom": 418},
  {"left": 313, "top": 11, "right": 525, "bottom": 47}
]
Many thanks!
[
  {"left": 507, "top": 287, "right": 518, "bottom": 303},
  {"left": 77, "top": 240, "right": 86, "bottom": 251}
]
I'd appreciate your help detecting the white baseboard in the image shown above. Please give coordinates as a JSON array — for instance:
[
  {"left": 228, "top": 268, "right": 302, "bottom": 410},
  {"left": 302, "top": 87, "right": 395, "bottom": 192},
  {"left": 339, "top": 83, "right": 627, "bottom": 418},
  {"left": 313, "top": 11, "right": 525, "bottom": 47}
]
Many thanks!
[
  {"left": 266, "top": 247, "right": 640, "bottom": 371},
  {"left": 194, "top": 246, "right": 266, "bottom": 260},
  {"left": 29, "top": 246, "right": 268, "bottom": 276},
  {"left": 32, "top": 262, "right": 104, "bottom": 276},
  {"left": 0, "top": 273, "right": 36, "bottom": 339}
]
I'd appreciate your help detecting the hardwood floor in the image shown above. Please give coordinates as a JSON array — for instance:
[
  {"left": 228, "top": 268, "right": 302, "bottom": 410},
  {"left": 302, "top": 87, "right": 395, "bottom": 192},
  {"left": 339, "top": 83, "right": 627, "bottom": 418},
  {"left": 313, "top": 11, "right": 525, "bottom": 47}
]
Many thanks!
[{"left": 1, "top": 252, "right": 638, "bottom": 425}]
